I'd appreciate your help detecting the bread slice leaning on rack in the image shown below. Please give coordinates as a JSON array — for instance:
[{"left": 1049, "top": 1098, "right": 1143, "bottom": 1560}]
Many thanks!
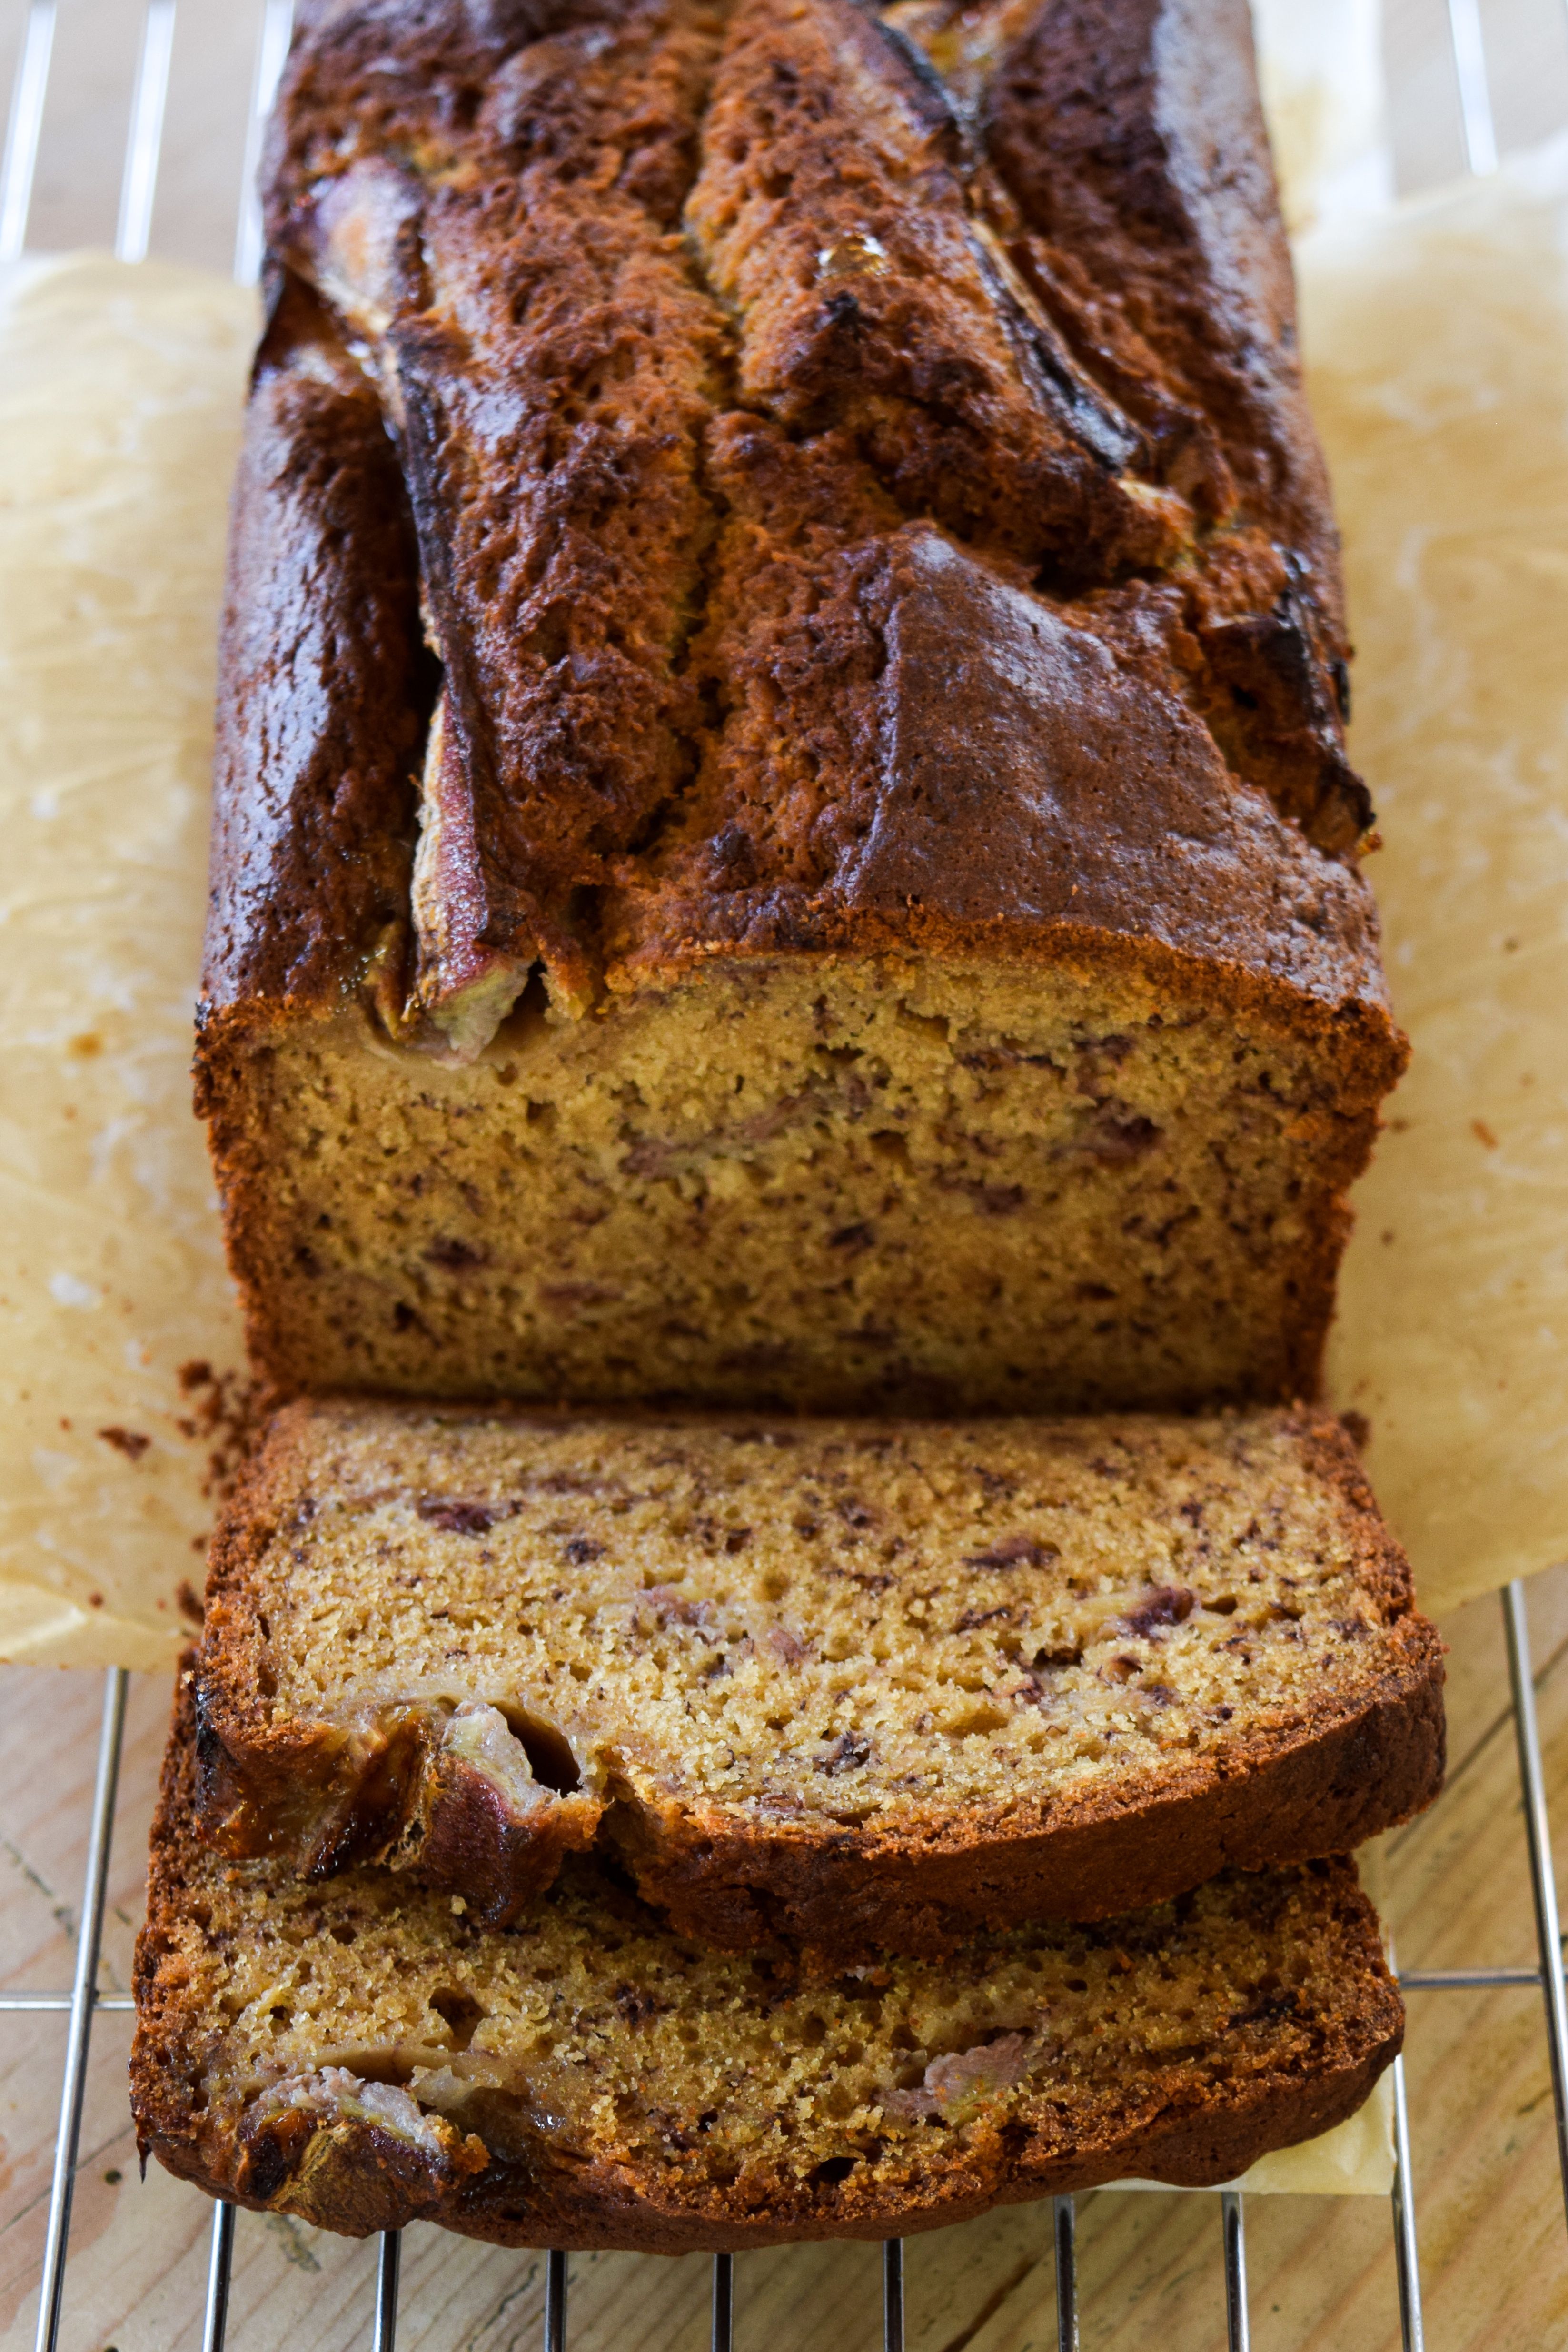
[
  {"left": 196, "top": 0, "right": 1405, "bottom": 1419},
  {"left": 136, "top": 1679, "right": 1405, "bottom": 2251},
  {"left": 192, "top": 1399, "right": 1444, "bottom": 1958}
]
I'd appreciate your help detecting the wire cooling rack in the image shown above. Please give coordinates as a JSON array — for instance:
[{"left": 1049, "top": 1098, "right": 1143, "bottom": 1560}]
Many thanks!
[
  {"left": 3, "top": 2, "right": 1567, "bottom": 2346},
  {"left": 15, "top": 1589, "right": 1568, "bottom": 2352}
]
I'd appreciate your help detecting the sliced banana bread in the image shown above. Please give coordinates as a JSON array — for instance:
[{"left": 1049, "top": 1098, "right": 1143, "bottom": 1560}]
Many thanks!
[
  {"left": 194, "top": 1400, "right": 1443, "bottom": 1956},
  {"left": 197, "top": 0, "right": 1405, "bottom": 1419},
  {"left": 137, "top": 1681, "right": 1404, "bottom": 2251}
]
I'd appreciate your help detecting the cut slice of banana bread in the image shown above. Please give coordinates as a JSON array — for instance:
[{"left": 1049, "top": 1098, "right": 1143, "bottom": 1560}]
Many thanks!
[
  {"left": 136, "top": 1680, "right": 1404, "bottom": 2252},
  {"left": 193, "top": 1400, "right": 1443, "bottom": 1957}
]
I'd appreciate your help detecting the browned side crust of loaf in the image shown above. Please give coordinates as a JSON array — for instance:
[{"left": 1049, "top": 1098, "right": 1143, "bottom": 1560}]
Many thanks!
[
  {"left": 136, "top": 1680, "right": 1405, "bottom": 2251},
  {"left": 194, "top": 0, "right": 1406, "bottom": 1411},
  {"left": 192, "top": 1405, "right": 1443, "bottom": 1957},
  {"left": 622, "top": 1623, "right": 1444, "bottom": 1955},
  {"left": 201, "top": 267, "right": 427, "bottom": 1020},
  {"left": 142, "top": 2042, "right": 1399, "bottom": 2253}
]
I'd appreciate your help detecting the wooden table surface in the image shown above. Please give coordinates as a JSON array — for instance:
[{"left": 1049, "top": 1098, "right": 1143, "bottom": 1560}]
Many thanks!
[{"left": 4, "top": 0, "right": 1568, "bottom": 2344}]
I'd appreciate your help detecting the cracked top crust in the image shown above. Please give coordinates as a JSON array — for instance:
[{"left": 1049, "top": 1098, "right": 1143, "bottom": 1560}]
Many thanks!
[{"left": 210, "top": 0, "right": 1389, "bottom": 1062}]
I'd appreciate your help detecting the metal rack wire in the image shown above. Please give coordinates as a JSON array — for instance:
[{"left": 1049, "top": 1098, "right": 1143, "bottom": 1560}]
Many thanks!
[
  {"left": 18, "top": 1578, "right": 1561, "bottom": 2352},
  {"left": 1, "top": 4, "right": 1563, "bottom": 2346},
  {"left": 18, "top": 1608, "right": 1561, "bottom": 2352}
]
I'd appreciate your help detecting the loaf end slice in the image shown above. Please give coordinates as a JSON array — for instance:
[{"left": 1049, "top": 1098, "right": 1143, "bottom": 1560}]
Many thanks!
[
  {"left": 136, "top": 1678, "right": 1404, "bottom": 2252},
  {"left": 194, "top": 1401, "right": 1444, "bottom": 1957}
]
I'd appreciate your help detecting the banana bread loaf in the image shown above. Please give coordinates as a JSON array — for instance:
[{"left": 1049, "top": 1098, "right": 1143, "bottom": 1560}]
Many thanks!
[
  {"left": 196, "top": 0, "right": 1404, "bottom": 1414},
  {"left": 193, "top": 1399, "right": 1442, "bottom": 1955},
  {"left": 136, "top": 1680, "right": 1404, "bottom": 2250}
]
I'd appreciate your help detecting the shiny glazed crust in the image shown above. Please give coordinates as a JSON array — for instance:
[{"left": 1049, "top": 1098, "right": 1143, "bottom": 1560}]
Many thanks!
[
  {"left": 135, "top": 1685, "right": 1406, "bottom": 2250},
  {"left": 191, "top": 1401, "right": 1444, "bottom": 1957}
]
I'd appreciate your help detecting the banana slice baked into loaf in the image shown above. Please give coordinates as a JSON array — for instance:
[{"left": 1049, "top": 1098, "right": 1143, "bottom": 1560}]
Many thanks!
[
  {"left": 193, "top": 1400, "right": 1443, "bottom": 1956},
  {"left": 197, "top": 0, "right": 1405, "bottom": 1416},
  {"left": 137, "top": 1685, "right": 1404, "bottom": 2251}
]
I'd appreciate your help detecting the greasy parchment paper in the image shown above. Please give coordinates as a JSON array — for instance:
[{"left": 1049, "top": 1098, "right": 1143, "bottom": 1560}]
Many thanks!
[
  {"left": 0, "top": 255, "right": 254, "bottom": 1670},
  {"left": 1310, "top": 140, "right": 1568, "bottom": 1612}
]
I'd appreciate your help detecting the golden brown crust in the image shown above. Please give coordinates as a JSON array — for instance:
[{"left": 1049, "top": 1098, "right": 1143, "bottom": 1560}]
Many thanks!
[
  {"left": 192, "top": 1400, "right": 1443, "bottom": 1955},
  {"left": 135, "top": 1678, "right": 1405, "bottom": 2250},
  {"left": 600, "top": 521, "right": 1394, "bottom": 1011},
  {"left": 147, "top": 2039, "right": 1399, "bottom": 2252},
  {"left": 201, "top": 0, "right": 1394, "bottom": 1049},
  {"left": 620, "top": 1620, "right": 1444, "bottom": 1953},
  {"left": 201, "top": 271, "right": 427, "bottom": 1023}
]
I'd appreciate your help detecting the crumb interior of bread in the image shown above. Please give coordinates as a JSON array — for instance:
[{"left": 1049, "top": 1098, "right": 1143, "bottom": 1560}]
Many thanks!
[
  {"left": 172, "top": 1846, "right": 1377, "bottom": 2189},
  {"left": 258, "top": 1411, "right": 1391, "bottom": 1828},
  {"left": 234, "top": 954, "right": 1350, "bottom": 1411}
]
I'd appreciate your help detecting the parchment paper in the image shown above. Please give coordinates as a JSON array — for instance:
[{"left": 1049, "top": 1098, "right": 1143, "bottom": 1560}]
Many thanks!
[
  {"left": 0, "top": 254, "right": 254, "bottom": 1669},
  {"left": 1251, "top": 0, "right": 1392, "bottom": 232},
  {"left": 7, "top": 141, "right": 1568, "bottom": 1658},
  {"left": 1311, "top": 139, "right": 1568, "bottom": 1613}
]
